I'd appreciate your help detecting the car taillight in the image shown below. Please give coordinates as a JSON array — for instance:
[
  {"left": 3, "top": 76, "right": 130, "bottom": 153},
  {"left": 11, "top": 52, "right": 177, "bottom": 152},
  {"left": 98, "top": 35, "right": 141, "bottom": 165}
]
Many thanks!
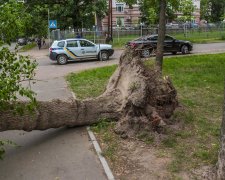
[{"left": 49, "top": 48, "right": 53, "bottom": 53}]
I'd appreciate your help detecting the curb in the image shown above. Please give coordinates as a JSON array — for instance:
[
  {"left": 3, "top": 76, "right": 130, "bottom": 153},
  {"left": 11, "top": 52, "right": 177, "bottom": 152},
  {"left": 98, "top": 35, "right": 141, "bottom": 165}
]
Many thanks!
[
  {"left": 71, "top": 91, "right": 114, "bottom": 180},
  {"left": 87, "top": 127, "right": 115, "bottom": 180}
]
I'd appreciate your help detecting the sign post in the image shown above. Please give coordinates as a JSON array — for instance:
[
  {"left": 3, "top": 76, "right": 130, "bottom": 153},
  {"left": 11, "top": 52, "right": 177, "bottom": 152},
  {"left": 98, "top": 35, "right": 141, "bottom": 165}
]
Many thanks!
[
  {"left": 49, "top": 20, "right": 57, "bottom": 29},
  {"left": 48, "top": 18, "right": 57, "bottom": 48}
]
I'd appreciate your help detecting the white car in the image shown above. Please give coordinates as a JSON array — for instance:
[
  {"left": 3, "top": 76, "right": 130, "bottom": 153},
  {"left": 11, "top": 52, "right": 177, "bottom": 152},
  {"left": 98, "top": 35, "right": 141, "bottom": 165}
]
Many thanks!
[{"left": 49, "top": 38, "right": 114, "bottom": 65}]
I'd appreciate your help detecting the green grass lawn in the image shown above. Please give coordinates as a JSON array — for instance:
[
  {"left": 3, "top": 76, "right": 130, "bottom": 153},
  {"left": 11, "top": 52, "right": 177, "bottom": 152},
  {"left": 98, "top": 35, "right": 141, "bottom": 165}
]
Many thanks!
[
  {"left": 160, "top": 54, "right": 225, "bottom": 172},
  {"left": 174, "top": 30, "right": 225, "bottom": 43},
  {"left": 82, "top": 30, "right": 225, "bottom": 48},
  {"left": 66, "top": 66, "right": 117, "bottom": 100},
  {"left": 64, "top": 30, "right": 225, "bottom": 49},
  {"left": 67, "top": 53, "right": 225, "bottom": 175}
]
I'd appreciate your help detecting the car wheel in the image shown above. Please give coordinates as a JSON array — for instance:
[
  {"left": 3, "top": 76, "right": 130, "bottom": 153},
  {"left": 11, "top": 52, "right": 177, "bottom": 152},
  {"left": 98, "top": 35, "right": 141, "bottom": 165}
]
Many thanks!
[
  {"left": 57, "top": 54, "right": 68, "bottom": 65},
  {"left": 99, "top": 51, "right": 109, "bottom": 61},
  {"left": 181, "top": 45, "right": 189, "bottom": 54},
  {"left": 141, "top": 49, "right": 151, "bottom": 58},
  {"left": 172, "top": 51, "right": 177, "bottom": 55}
]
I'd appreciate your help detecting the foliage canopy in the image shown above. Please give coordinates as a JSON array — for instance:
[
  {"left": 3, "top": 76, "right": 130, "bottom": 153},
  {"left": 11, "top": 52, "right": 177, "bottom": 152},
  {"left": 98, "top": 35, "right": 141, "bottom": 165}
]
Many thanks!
[{"left": 0, "top": 0, "right": 37, "bottom": 159}]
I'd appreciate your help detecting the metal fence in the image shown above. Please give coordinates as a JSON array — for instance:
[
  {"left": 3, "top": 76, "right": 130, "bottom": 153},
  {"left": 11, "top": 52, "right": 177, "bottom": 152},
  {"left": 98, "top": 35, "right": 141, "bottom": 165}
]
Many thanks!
[{"left": 50, "top": 22, "right": 225, "bottom": 45}]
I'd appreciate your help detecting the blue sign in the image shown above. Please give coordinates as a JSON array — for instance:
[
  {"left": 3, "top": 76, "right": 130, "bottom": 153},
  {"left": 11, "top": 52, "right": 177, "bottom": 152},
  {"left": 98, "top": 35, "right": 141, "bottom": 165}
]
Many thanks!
[{"left": 49, "top": 20, "right": 57, "bottom": 29}]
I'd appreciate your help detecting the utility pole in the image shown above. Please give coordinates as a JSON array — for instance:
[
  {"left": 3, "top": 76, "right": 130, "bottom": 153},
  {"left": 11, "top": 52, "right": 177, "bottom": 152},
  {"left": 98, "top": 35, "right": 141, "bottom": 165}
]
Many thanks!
[
  {"left": 108, "top": 0, "right": 110, "bottom": 34},
  {"left": 108, "top": 0, "right": 113, "bottom": 41},
  {"left": 110, "top": 0, "right": 113, "bottom": 41},
  {"left": 48, "top": 8, "right": 51, "bottom": 48}
]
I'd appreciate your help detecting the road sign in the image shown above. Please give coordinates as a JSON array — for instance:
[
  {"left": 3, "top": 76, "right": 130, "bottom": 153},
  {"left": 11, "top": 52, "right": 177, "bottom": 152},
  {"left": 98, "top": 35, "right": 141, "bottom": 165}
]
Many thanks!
[{"left": 49, "top": 20, "right": 57, "bottom": 29}]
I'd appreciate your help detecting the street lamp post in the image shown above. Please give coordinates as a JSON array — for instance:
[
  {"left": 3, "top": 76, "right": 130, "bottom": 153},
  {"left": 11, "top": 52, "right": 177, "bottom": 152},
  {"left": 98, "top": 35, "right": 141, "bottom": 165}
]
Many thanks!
[
  {"left": 93, "top": 25, "right": 96, "bottom": 43},
  {"left": 117, "top": 25, "right": 119, "bottom": 42},
  {"left": 140, "top": 23, "right": 143, "bottom": 37}
]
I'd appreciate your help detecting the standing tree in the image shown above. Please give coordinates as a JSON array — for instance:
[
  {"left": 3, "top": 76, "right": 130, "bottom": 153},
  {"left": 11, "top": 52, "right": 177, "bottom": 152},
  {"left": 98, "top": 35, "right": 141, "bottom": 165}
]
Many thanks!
[
  {"left": 155, "top": 0, "right": 166, "bottom": 72},
  {"left": 0, "top": 1, "right": 37, "bottom": 105},
  {"left": 210, "top": 0, "right": 225, "bottom": 22},
  {"left": 200, "top": 0, "right": 211, "bottom": 21},
  {"left": 148, "top": 8, "right": 157, "bottom": 25},
  {"left": 201, "top": 0, "right": 225, "bottom": 22},
  {"left": 155, "top": 0, "right": 194, "bottom": 72},
  {"left": 0, "top": 0, "right": 48, "bottom": 39},
  {"left": 25, "top": 0, "right": 108, "bottom": 31},
  {"left": 177, "top": 0, "right": 195, "bottom": 22},
  {"left": 124, "top": 0, "right": 196, "bottom": 72}
]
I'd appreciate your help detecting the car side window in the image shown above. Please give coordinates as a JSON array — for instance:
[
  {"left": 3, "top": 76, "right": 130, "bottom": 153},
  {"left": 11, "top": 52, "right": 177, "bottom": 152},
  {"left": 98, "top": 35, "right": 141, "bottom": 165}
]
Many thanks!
[
  {"left": 66, "top": 40, "right": 78, "bottom": 47},
  {"left": 57, "top": 41, "right": 65, "bottom": 47},
  {"left": 79, "top": 40, "right": 94, "bottom": 47}
]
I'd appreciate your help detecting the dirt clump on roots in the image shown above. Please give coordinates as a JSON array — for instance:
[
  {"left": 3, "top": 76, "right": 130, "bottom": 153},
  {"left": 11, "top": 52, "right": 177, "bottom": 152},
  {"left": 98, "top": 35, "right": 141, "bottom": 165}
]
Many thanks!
[{"left": 109, "top": 48, "right": 178, "bottom": 138}]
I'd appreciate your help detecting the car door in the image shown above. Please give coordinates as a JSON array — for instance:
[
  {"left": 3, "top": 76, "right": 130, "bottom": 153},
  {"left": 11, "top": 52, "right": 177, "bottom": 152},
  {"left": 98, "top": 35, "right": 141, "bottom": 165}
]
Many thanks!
[
  {"left": 65, "top": 40, "right": 80, "bottom": 60},
  {"left": 148, "top": 36, "right": 158, "bottom": 49},
  {"left": 164, "top": 35, "right": 175, "bottom": 52},
  {"left": 78, "top": 40, "right": 97, "bottom": 58}
]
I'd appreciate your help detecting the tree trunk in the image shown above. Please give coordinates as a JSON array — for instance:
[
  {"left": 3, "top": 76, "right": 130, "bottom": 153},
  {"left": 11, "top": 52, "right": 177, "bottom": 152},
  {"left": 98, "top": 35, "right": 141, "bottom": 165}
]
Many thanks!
[
  {"left": 155, "top": 0, "right": 166, "bottom": 73},
  {"left": 217, "top": 79, "right": 225, "bottom": 179},
  {"left": 0, "top": 48, "right": 178, "bottom": 136}
]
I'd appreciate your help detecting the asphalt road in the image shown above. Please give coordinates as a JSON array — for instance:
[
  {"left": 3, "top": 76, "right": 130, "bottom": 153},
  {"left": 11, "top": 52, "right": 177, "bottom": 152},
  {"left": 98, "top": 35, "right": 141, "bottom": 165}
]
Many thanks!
[
  {"left": 0, "top": 46, "right": 108, "bottom": 180},
  {"left": 22, "top": 42, "right": 225, "bottom": 69},
  {"left": 192, "top": 42, "right": 225, "bottom": 54},
  {"left": 0, "top": 42, "right": 225, "bottom": 180}
]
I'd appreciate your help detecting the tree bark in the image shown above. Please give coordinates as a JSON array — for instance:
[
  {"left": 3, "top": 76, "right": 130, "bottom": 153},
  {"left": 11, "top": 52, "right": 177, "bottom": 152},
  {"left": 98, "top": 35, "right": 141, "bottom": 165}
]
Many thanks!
[
  {"left": 217, "top": 79, "right": 225, "bottom": 179},
  {"left": 0, "top": 94, "right": 122, "bottom": 131},
  {"left": 155, "top": 0, "right": 166, "bottom": 73},
  {"left": 0, "top": 48, "right": 178, "bottom": 136}
]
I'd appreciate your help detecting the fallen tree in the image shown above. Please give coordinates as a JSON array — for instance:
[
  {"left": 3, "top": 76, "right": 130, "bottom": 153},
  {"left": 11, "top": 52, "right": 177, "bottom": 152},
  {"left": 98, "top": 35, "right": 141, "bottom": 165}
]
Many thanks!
[{"left": 0, "top": 48, "right": 178, "bottom": 136}]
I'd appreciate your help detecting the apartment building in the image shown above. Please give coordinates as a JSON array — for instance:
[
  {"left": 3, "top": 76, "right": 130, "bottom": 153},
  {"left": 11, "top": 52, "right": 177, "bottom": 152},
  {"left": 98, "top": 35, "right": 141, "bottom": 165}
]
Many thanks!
[
  {"left": 192, "top": 0, "right": 201, "bottom": 23},
  {"left": 101, "top": 0, "right": 201, "bottom": 30},
  {"left": 101, "top": 0, "right": 141, "bottom": 31}
]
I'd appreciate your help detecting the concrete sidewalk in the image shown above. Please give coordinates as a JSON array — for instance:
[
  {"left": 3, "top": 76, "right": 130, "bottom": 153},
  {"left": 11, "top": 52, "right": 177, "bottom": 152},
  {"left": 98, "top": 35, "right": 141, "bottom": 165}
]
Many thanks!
[{"left": 0, "top": 47, "right": 107, "bottom": 180}]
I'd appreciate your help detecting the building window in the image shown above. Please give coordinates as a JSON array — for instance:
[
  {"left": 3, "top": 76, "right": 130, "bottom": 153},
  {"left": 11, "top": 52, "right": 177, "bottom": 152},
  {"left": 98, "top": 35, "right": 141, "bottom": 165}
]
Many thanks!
[
  {"left": 116, "top": 3, "right": 124, "bottom": 12},
  {"left": 116, "top": 17, "right": 124, "bottom": 26}
]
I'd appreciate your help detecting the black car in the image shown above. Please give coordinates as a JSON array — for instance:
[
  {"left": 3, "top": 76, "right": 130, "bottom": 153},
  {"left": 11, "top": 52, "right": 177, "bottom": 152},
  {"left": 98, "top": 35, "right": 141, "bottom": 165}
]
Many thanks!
[{"left": 126, "top": 34, "right": 193, "bottom": 57}]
